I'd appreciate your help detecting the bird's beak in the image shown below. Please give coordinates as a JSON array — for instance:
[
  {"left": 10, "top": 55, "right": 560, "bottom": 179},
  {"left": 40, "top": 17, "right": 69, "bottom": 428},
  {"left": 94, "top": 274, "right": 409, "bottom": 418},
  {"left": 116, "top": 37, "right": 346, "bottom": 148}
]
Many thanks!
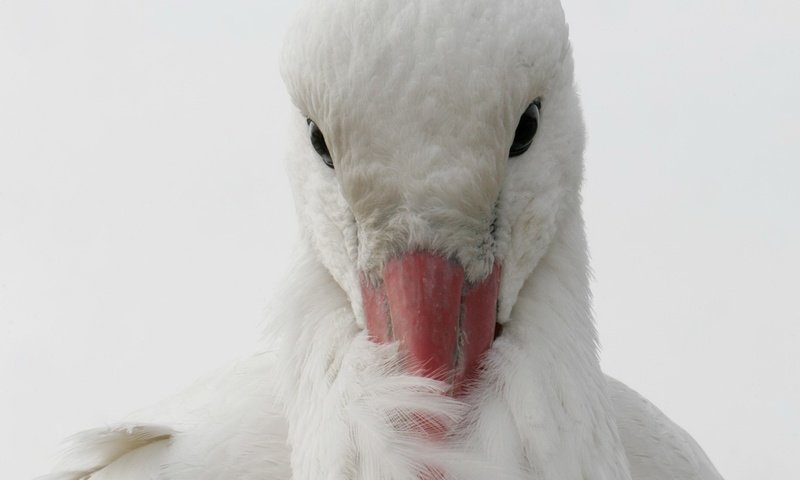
[{"left": 361, "top": 251, "right": 500, "bottom": 395}]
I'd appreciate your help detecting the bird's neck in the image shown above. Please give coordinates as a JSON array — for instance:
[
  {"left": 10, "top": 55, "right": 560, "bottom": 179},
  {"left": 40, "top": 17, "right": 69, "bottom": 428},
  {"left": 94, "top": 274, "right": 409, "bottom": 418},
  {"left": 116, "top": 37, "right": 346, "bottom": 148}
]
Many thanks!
[
  {"left": 272, "top": 202, "right": 631, "bottom": 479},
  {"left": 463, "top": 198, "right": 632, "bottom": 478}
]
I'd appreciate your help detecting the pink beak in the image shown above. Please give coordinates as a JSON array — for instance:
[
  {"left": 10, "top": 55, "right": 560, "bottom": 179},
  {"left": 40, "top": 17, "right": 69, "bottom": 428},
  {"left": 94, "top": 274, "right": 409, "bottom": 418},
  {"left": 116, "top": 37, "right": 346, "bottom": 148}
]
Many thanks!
[{"left": 361, "top": 251, "right": 501, "bottom": 396}]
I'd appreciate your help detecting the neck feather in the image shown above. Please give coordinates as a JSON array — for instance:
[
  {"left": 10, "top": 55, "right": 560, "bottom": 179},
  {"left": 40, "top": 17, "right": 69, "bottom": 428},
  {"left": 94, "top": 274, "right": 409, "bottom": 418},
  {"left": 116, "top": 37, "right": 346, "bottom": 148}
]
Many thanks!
[
  {"left": 463, "top": 199, "right": 632, "bottom": 478},
  {"left": 270, "top": 202, "right": 631, "bottom": 479}
]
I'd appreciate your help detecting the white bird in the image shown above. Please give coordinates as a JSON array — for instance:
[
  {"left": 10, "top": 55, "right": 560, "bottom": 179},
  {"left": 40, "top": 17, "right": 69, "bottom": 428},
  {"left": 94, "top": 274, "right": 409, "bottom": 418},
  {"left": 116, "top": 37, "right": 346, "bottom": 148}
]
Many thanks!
[{"left": 40, "top": 0, "right": 724, "bottom": 479}]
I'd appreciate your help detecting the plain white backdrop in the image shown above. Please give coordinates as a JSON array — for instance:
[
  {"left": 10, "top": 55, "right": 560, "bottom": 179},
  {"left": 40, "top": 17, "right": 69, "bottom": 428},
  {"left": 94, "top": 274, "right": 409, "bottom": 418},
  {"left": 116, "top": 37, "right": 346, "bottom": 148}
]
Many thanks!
[{"left": 1, "top": 1, "right": 797, "bottom": 478}]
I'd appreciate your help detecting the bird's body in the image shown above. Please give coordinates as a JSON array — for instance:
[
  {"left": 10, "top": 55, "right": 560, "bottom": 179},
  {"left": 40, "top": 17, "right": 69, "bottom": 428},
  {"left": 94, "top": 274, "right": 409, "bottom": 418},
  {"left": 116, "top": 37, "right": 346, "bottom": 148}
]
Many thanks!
[{"left": 41, "top": 0, "right": 723, "bottom": 478}]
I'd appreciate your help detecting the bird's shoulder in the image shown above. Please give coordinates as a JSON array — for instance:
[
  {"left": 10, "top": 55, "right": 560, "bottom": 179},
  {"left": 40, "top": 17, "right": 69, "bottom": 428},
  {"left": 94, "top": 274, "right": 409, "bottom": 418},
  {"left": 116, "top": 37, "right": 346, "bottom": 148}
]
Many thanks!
[
  {"left": 38, "top": 351, "right": 291, "bottom": 480},
  {"left": 606, "top": 376, "right": 724, "bottom": 480}
]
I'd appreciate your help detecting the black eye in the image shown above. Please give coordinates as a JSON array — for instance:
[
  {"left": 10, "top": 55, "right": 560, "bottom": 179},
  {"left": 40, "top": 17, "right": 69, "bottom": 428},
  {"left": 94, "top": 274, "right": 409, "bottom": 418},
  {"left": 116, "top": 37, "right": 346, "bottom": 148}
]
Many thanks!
[
  {"left": 307, "top": 118, "right": 333, "bottom": 169},
  {"left": 509, "top": 99, "right": 541, "bottom": 158}
]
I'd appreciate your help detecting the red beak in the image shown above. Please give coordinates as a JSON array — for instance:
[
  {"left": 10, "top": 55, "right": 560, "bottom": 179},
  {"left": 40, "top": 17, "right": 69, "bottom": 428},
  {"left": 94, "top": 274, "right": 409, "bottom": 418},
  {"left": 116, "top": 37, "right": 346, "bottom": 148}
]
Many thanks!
[{"left": 361, "top": 251, "right": 500, "bottom": 395}]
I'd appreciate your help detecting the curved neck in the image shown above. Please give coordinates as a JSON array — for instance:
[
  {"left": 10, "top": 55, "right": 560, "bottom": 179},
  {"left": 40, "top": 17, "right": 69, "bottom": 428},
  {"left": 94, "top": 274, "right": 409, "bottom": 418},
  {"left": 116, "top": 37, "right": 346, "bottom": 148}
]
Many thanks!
[
  {"left": 465, "top": 199, "right": 632, "bottom": 478},
  {"left": 271, "top": 201, "right": 631, "bottom": 479}
]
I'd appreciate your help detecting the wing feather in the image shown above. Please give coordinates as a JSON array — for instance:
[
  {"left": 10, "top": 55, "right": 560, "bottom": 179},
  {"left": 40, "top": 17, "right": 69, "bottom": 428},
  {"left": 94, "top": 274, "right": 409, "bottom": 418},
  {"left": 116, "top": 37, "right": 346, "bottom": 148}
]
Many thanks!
[{"left": 38, "top": 424, "right": 173, "bottom": 480}]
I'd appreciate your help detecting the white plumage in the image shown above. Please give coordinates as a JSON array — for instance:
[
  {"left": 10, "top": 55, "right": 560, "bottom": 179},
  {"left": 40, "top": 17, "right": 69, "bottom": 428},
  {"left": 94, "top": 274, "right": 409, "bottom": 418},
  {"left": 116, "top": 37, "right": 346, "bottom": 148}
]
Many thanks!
[{"left": 40, "top": 0, "right": 723, "bottom": 478}]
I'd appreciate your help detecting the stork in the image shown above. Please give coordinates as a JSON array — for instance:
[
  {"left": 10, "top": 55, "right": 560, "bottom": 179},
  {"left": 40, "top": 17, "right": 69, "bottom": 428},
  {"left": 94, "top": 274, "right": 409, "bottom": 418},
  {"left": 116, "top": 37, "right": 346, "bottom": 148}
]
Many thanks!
[{"left": 40, "top": 0, "right": 723, "bottom": 478}]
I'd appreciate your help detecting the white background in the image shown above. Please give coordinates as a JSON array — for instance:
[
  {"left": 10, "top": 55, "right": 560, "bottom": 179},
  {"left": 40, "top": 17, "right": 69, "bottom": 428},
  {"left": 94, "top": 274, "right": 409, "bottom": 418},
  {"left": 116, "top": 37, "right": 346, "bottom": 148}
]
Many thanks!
[{"left": 1, "top": 1, "right": 798, "bottom": 478}]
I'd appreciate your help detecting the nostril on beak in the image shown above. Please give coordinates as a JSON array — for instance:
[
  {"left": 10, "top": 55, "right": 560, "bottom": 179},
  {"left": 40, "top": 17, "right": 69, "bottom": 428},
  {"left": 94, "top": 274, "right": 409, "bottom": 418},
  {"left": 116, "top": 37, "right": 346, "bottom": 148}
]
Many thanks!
[{"left": 494, "top": 322, "right": 503, "bottom": 339}]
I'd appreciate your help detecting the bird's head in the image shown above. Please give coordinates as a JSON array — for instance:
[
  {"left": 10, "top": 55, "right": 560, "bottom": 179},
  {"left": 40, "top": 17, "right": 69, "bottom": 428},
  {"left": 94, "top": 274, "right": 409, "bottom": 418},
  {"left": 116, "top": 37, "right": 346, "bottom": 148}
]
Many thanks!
[{"left": 281, "top": 0, "right": 584, "bottom": 392}]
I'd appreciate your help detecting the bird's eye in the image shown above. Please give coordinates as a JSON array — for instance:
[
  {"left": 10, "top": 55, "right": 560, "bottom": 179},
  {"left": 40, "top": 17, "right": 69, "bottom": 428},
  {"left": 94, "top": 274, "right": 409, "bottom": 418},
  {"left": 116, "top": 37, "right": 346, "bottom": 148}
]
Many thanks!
[
  {"left": 307, "top": 118, "right": 333, "bottom": 169},
  {"left": 509, "top": 99, "right": 541, "bottom": 158}
]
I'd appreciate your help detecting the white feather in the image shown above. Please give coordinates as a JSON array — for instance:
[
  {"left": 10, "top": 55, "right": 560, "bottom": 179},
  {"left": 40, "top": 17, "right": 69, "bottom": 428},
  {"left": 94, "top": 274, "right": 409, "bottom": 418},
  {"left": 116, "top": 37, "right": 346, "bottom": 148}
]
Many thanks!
[{"left": 39, "top": 0, "right": 724, "bottom": 478}]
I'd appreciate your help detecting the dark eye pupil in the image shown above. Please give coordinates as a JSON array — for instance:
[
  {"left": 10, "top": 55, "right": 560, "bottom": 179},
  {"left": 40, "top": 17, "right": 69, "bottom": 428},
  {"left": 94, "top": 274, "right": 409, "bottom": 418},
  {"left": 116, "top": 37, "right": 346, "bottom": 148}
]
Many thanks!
[
  {"left": 307, "top": 119, "right": 333, "bottom": 169},
  {"left": 509, "top": 99, "right": 541, "bottom": 158}
]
